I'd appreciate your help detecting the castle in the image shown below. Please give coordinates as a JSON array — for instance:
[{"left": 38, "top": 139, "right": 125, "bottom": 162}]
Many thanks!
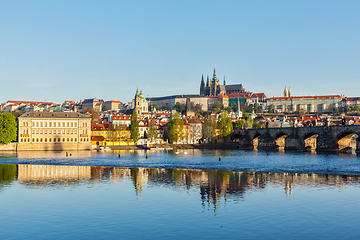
[{"left": 200, "top": 68, "right": 246, "bottom": 96}]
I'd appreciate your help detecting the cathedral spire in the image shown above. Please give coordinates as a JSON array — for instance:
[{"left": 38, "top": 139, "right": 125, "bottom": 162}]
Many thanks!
[
  {"left": 223, "top": 74, "right": 226, "bottom": 86},
  {"left": 212, "top": 67, "right": 217, "bottom": 82},
  {"left": 284, "top": 86, "right": 288, "bottom": 97}
]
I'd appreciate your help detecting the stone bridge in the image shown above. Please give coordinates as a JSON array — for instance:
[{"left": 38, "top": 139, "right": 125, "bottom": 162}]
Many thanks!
[{"left": 238, "top": 125, "right": 360, "bottom": 153}]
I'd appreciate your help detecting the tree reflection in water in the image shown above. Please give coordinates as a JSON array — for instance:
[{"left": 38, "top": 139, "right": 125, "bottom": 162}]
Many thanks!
[{"left": 2, "top": 164, "right": 360, "bottom": 210}]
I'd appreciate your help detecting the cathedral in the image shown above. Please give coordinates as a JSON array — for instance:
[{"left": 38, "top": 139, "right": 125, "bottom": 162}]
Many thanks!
[{"left": 200, "top": 68, "right": 246, "bottom": 96}]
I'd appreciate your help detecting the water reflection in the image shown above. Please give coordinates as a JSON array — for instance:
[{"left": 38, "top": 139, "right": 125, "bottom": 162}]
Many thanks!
[{"left": 1, "top": 164, "right": 355, "bottom": 204}]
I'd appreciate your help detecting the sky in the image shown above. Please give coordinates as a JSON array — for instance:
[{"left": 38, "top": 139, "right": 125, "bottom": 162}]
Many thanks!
[{"left": 1, "top": 0, "right": 360, "bottom": 104}]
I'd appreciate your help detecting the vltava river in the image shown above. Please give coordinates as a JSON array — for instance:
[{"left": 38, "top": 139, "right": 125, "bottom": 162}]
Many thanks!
[{"left": 0, "top": 150, "right": 360, "bottom": 239}]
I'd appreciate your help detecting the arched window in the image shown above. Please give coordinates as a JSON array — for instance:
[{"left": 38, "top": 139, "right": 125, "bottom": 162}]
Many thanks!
[
  {"left": 49, "top": 138, "right": 51, "bottom": 142},
  {"left": 54, "top": 138, "right": 56, "bottom": 142},
  {"left": 36, "top": 138, "right": 39, "bottom": 142},
  {"left": 67, "top": 138, "right": 69, "bottom": 142},
  {"left": 20, "top": 138, "right": 23, "bottom": 142},
  {"left": 27, "top": 139, "right": 30, "bottom": 142},
  {"left": 71, "top": 138, "right": 73, "bottom": 142},
  {"left": 44, "top": 138, "right": 47, "bottom": 142},
  {"left": 62, "top": 138, "right": 65, "bottom": 142},
  {"left": 40, "top": 138, "right": 43, "bottom": 142},
  {"left": 58, "top": 138, "right": 60, "bottom": 142},
  {"left": 32, "top": 138, "right": 35, "bottom": 142}
]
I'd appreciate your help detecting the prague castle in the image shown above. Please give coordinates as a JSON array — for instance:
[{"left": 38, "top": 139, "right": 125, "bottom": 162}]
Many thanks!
[{"left": 200, "top": 68, "right": 246, "bottom": 96}]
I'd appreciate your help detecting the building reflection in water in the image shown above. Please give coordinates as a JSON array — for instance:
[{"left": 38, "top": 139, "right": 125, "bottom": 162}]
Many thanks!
[{"left": 11, "top": 164, "right": 360, "bottom": 207}]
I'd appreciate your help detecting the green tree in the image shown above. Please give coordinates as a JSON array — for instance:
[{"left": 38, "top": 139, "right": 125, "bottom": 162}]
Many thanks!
[
  {"left": 130, "top": 110, "right": 140, "bottom": 144},
  {"left": 153, "top": 103, "right": 159, "bottom": 110},
  {"left": 234, "top": 119, "right": 245, "bottom": 129},
  {"left": 147, "top": 119, "right": 158, "bottom": 142},
  {"left": 167, "top": 112, "right": 184, "bottom": 144},
  {"left": 0, "top": 113, "right": 17, "bottom": 145},
  {"left": 212, "top": 101, "right": 224, "bottom": 112},
  {"left": 202, "top": 115, "right": 216, "bottom": 142},
  {"left": 254, "top": 102, "right": 259, "bottom": 111},
  {"left": 217, "top": 111, "right": 233, "bottom": 142},
  {"left": 253, "top": 122, "right": 262, "bottom": 128},
  {"left": 174, "top": 102, "right": 183, "bottom": 113},
  {"left": 354, "top": 104, "right": 360, "bottom": 112}
]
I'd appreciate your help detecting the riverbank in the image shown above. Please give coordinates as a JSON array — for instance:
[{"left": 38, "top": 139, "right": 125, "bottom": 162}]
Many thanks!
[{"left": 107, "top": 142, "right": 240, "bottom": 151}]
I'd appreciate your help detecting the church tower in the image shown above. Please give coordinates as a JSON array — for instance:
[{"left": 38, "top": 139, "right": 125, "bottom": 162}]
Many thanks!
[
  {"left": 288, "top": 87, "right": 292, "bottom": 97},
  {"left": 200, "top": 74, "right": 205, "bottom": 96},
  {"left": 284, "top": 87, "right": 289, "bottom": 97}
]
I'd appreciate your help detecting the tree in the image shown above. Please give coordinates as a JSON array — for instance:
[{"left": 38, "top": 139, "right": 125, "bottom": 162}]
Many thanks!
[
  {"left": 232, "top": 103, "right": 238, "bottom": 112},
  {"left": 202, "top": 115, "right": 216, "bottom": 142},
  {"left": 130, "top": 110, "right": 140, "bottom": 144},
  {"left": 82, "top": 107, "right": 100, "bottom": 124},
  {"left": 217, "top": 111, "right": 233, "bottom": 142},
  {"left": 254, "top": 102, "right": 259, "bottom": 111},
  {"left": 234, "top": 119, "right": 245, "bottom": 129},
  {"left": 167, "top": 112, "right": 184, "bottom": 144},
  {"left": 354, "top": 104, "right": 360, "bottom": 112},
  {"left": 212, "top": 101, "right": 224, "bottom": 112},
  {"left": 174, "top": 102, "right": 183, "bottom": 113},
  {"left": 108, "top": 123, "right": 127, "bottom": 142},
  {"left": 153, "top": 103, "right": 159, "bottom": 110},
  {"left": 147, "top": 119, "right": 158, "bottom": 142},
  {"left": 0, "top": 113, "right": 17, "bottom": 145},
  {"left": 253, "top": 122, "right": 262, "bottom": 128}
]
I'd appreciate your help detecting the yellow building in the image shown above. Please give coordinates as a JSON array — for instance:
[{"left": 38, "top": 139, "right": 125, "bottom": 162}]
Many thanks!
[
  {"left": 91, "top": 123, "right": 132, "bottom": 146},
  {"left": 18, "top": 112, "right": 91, "bottom": 150}
]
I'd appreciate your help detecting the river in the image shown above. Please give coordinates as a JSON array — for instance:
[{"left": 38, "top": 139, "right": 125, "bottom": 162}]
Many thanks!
[{"left": 0, "top": 150, "right": 359, "bottom": 239}]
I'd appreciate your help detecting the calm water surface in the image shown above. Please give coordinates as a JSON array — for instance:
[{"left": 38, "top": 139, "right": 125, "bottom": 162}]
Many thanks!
[{"left": 0, "top": 150, "right": 360, "bottom": 239}]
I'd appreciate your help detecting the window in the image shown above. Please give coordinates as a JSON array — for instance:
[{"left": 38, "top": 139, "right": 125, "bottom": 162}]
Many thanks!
[
  {"left": 58, "top": 138, "right": 60, "bottom": 142},
  {"left": 49, "top": 130, "right": 52, "bottom": 134},
  {"left": 58, "top": 122, "right": 60, "bottom": 127},
  {"left": 67, "top": 138, "right": 69, "bottom": 142},
  {"left": 67, "top": 122, "right": 69, "bottom": 127},
  {"left": 71, "top": 122, "right": 73, "bottom": 127},
  {"left": 70, "top": 130, "right": 73, "bottom": 134},
  {"left": 74, "top": 123, "right": 77, "bottom": 127},
  {"left": 40, "top": 122, "right": 43, "bottom": 127},
  {"left": 71, "top": 138, "right": 73, "bottom": 142},
  {"left": 45, "top": 138, "right": 47, "bottom": 142},
  {"left": 62, "top": 138, "right": 65, "bottom": 142},
  {"left": 74, "top": 138, "right": 77, "bottom": 142},
  {"left": 36, "top": 130, "right": 39, "bottom": 134},
  {"left": 27, "top": 139, "right": 30, "bottom": 142},
  {"left": 49, "top": 122, "right": 52, "bottom": 127},
  {"left": 23, "top": 122, "right": 26, "bottom": 126},
  {"left": 49, "top": 138, "right": 52, "bottom": 142},
  {"left": 32, "top": 138, "right": 35, "bottom": 142},
  {"left": 40, "top": 138, "right": 42, "bottom": 142},
  {"left": 74, "top": 130, "right": 77, "bottom": 134},
  {"left": 62, "top": 130, "right": 65, "bottom": 134},
  {"left": 21, "top": 138, "right": 23, "bottom": 142},
  {"left": 67, "top": 130, "right": 69, "bottom": 134},
  {"left": 44, "top": 122, "right": 47, "bottom": 127},
  {"left": 54, "top": 138, "right": 56, "bottom": 142},
  {"left": 45, "top": 130, "right": 47, "bottom": 134},
  {"left": 32, "top": 130, "right": 35, "bottom": 134},
  {"left": 40, "top": 130, "right": 43, "bottom": 134},
  {"left": 63, "top": 122, "right": 65, "bottom": 127}
]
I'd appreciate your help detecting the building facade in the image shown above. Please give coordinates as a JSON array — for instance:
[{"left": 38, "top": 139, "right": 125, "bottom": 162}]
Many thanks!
[
  {"left": 266, "top": 95, "right": 344, "bottom": 113},
  {"left": 18, "top": 112, "right": 92, "bottom": 150}
]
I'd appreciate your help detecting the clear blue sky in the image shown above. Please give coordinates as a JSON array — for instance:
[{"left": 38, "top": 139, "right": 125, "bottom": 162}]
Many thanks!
[{"left": 1, "top": 0, "right": 359, "bottom": 104}]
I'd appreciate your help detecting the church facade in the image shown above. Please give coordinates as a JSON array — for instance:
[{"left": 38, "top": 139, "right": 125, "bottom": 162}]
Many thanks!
[{"left": 200, "top": 68, "right": 246, "bottom": 97}]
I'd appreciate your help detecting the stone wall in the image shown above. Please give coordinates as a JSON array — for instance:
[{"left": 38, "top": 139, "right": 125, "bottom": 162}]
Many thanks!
[
  {"left": 0, "top": 143, "right": 17, "bottom": 151},
  {"left": 17, "top": 142, "right": 92, "bottom": 151}
]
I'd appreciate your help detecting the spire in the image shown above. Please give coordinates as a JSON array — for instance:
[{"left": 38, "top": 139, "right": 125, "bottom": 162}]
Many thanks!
[
  {"left": 140, "top": 89, "right": 143, "bottom": 97},
  {"left": 206, "top": 75, "right": 210, "bottom": 87},
  {"left": 135, "top": 87, "right": 139, "bottom": 97},
  {"left": 223, "top": 75, "right": 226, "bottom": 86},
  {"left": 284, "top": 86, "right": 288, "bottom": 97},
  {"left": 212, "top": 67, "right": 217, "bottom": 82},
  {"left": 288, "top": 87, "right": 292, "bottom": 97}
]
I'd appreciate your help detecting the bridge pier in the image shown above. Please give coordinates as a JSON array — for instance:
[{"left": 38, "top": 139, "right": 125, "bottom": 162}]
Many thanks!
[
  {"left": 257, "top": 133, "right": 278, "bottom": 151},
  {"left": 284, "top": 133, "right": 302, "bottom": 151},
  {"left": 316, "top": 132, "right": 339, "bottom": 153}
]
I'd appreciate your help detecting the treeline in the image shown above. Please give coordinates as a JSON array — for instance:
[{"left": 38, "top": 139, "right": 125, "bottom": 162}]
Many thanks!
[{"left": 0, "top": 113, "right": 17, "bottom": 145}]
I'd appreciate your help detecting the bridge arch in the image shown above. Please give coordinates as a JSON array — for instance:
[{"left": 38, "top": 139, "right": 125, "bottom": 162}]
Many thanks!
[
  {"left": 303, "top": 132, "right": 319, "bottom": 151},
  {"left": 274, "top": 132, "right": 288, "bottom": 149},
  {"left": 252, "top": 132, "right": 262, "bottom": 149},
  {"left": 336, "top": 131, "right": 358, "bottom": 151}
]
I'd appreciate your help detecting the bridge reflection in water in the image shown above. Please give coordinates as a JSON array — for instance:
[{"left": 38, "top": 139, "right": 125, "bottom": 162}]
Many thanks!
[{"left": 12, "top": 164, "right": 360, "bottom": 207}]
